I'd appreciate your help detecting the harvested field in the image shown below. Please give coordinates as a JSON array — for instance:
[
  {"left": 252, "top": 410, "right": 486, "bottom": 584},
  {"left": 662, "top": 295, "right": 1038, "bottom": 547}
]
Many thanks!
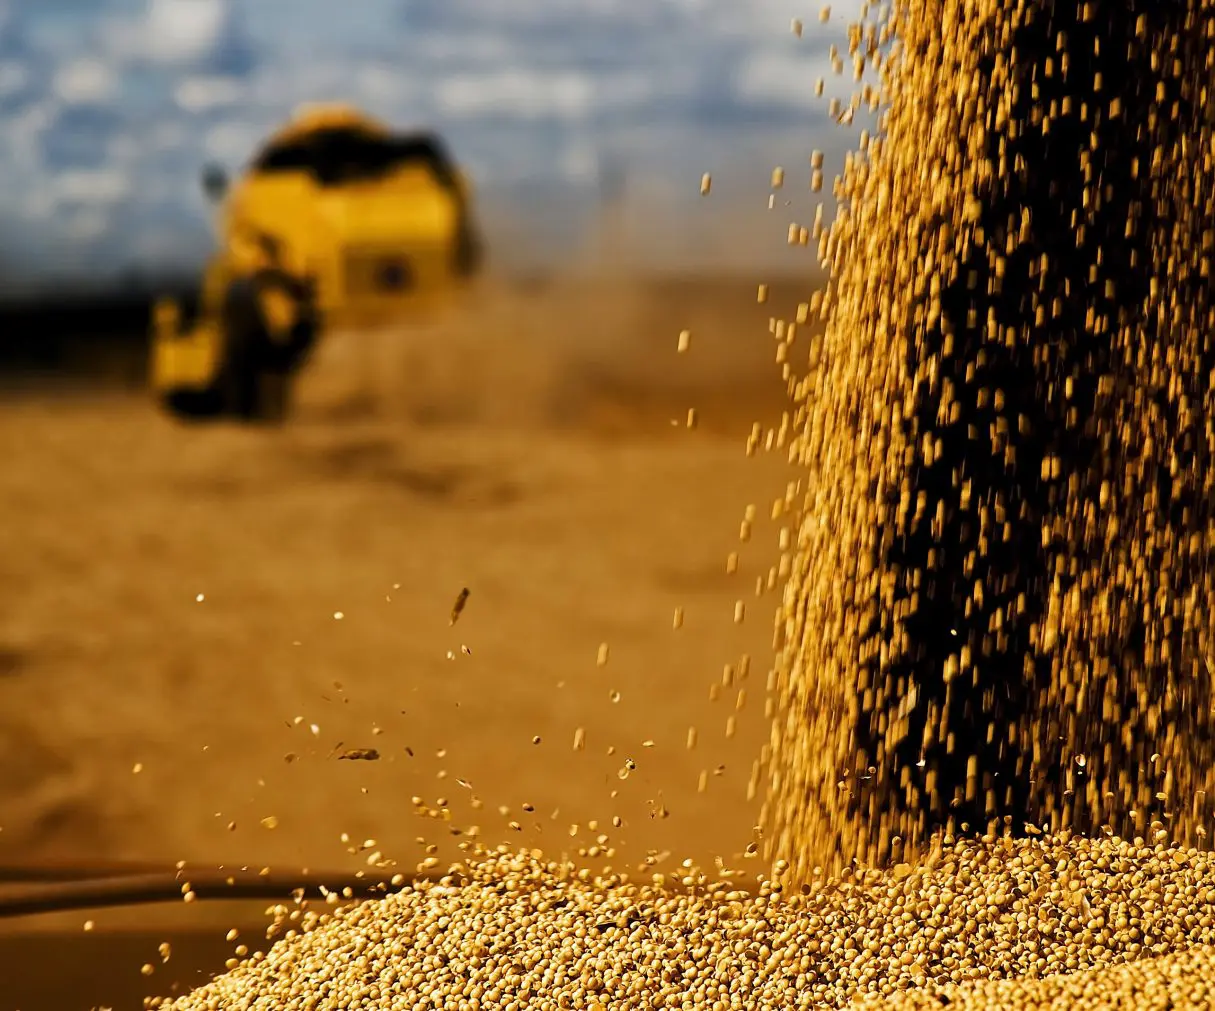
[{"left": 0, "top": 272, "right": 799, "bottom": 896}]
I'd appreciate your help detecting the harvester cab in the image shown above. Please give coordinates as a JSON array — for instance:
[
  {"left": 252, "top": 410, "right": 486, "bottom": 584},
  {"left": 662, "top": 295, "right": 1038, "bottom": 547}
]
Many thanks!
[{"left": 150, "top": 104, "right": 482, "bottom": 422}]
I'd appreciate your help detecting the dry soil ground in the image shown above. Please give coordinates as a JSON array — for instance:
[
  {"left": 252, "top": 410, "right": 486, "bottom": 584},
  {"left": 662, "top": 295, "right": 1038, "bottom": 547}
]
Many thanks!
[{"left": 0, "top": 272, "right": 812, "bottom": 1008}]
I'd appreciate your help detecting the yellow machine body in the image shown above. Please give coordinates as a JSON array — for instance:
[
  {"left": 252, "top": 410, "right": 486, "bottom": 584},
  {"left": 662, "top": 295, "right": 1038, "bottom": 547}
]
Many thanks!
[
  {"left": 150, "top": 260, "right": 230, "bottom": 394},
  {"left": 151, "top": 104, "right": 480, "bottom": 408}
]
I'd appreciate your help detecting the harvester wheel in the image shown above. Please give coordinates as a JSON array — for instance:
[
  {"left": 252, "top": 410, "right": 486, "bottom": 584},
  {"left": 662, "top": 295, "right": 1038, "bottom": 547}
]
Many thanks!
[
  {"left": 218, "top": 279, "right": 269, "bottom": 421},
  {"left": 218, "top": 272, "right": 318, "bottom": 423}
]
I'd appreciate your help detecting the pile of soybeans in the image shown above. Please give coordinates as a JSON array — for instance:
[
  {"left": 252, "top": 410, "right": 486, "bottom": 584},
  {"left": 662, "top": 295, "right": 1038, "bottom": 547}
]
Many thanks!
[{"left": 165, "top": 0, "right": 1215, "bottom": 1007}]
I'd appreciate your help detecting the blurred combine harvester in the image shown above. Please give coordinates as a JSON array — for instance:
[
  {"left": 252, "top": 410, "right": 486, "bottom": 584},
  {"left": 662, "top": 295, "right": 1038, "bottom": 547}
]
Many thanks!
[{"left": 150, "top": 103, "right": 483, "bottom": 422}]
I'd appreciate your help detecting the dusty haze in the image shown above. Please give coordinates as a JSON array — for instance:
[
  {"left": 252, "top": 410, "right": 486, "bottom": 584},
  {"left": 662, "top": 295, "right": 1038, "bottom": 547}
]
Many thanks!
[{"left": 0, "top": 271, "right": 818, "bottom": 887}]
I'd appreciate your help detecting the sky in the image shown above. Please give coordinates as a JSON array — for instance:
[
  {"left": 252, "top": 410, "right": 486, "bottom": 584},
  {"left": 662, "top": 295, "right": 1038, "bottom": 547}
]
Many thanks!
[{"left": 0, "top": 0, "right": 873, "bottom": 290}]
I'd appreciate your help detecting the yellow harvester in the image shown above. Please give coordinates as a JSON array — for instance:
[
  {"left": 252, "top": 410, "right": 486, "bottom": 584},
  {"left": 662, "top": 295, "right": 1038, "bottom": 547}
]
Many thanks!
[{"left": 150, "top": 104, "right": 482, "bottom": 421}]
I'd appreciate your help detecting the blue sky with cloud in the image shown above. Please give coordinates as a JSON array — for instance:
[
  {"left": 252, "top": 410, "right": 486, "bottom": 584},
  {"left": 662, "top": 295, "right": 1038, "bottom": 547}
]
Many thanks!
[{"left": 0, "top": 0, "right": 869, "bottom": 290}]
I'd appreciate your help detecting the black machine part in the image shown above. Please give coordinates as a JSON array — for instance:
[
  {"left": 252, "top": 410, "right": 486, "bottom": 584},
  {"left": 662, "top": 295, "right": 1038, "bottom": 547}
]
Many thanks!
[{"left": 218, "top": 269, "right": 319, "bottom": 422}]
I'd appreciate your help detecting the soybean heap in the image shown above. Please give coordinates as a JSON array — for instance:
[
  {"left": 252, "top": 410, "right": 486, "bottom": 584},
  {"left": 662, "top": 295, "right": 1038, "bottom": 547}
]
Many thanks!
[{"left": 764, "top": 0, "right": 1215, "bottom": 881}]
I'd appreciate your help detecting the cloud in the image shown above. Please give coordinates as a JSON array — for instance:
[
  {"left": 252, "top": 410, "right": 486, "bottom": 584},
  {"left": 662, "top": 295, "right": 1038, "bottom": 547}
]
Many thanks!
[
  {"left": 61, "top": 207, "right": 110, "bottom": 240},
  {"left": 0, "top": 2, "right": 22, "bottom": 58},
  {"left": 52, "top": 57, "right": 118, "bottom": 104},
  {"left": 141, "top": 0, "right": 256, "bottom": 74},
  {"left": 145, "top": 0, "right": 225, "bottom": 62},
  {"left": 0, "top": 58, "right": 27, "bottom": 97},
  {"left": 53, "top": 168, "right": 130, "bottom": 205},
  {"left": 201, "top": 119, "right": 266, "bottom": 163},
  {"left": 436, "top": 70, "right": 595, "bottom": 121},
  {"left": 734, "top": 48, "right": 835, "bottom": 109},
  {"left": 173, "top": 74, "right": 244, "bottom": 112}
]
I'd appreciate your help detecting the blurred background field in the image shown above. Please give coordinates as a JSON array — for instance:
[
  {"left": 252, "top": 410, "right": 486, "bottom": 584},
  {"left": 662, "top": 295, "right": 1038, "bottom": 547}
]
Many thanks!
[
  {"left": 0, "top": 268, "right": 810, "bottom": 872},
  {"left": 0, "top": 265, "right": 817, "bottom": 1009},
  {"left": 0, "top": 1, "right": 845, "bottom": 1006}
]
